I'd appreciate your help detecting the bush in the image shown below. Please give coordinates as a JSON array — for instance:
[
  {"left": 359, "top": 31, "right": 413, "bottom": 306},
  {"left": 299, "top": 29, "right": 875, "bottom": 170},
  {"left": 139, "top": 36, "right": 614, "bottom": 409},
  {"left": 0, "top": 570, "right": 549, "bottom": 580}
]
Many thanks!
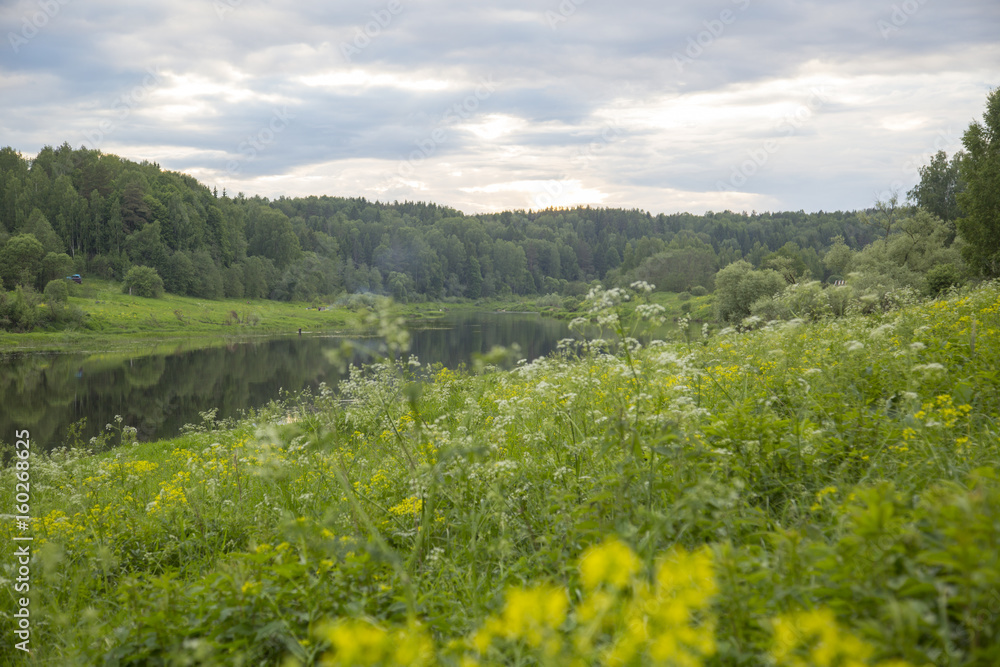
[
  {"left": 677, "top": 291, "right": 692, "bottom": 302},
  {"left": 562, "top": 296, "right": 581, "bottom": 311},
  {"left": 0, "top": 233, "right": 45, "bottom": 289},
  {"left": 690, "top": 285, "right": 708, "bottom": 297},
  {"left": 714, "top": 260, "right": 786, "bottom": 322},
  {"left": 536, "top": 293, "right": 562, "bottom": 308},
  {"left": 925, "top": 263, "right": 964, "bottom": 296},
  {"left": 44, "top": 279, "right": 69, "bottom": 305},
  {"left": 122, "top": 265, "right": 165, "bottom": 298},
  {"left": 0, "top": 286, "right": 40, "bottom": 332}
]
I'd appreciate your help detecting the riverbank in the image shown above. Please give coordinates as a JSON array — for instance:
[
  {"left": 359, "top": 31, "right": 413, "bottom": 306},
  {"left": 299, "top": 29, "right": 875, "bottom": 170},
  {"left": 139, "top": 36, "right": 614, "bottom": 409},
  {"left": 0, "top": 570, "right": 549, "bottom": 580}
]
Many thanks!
[
  {"left": 1, "top": 277, "right": 718, "bottom": 352},
  {"left": 0, "top": 279, "right": 357, "bottom": 352},
  {"left": 1, "top": 282, "right": 998, "bottom": 664}
]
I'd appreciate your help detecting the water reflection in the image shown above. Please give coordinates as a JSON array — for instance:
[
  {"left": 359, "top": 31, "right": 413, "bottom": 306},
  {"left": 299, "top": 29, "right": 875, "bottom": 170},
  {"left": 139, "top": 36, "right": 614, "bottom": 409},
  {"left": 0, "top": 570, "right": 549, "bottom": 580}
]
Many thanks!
[{"left": 0, "top": 312, "right": 569, "bottom": 449}]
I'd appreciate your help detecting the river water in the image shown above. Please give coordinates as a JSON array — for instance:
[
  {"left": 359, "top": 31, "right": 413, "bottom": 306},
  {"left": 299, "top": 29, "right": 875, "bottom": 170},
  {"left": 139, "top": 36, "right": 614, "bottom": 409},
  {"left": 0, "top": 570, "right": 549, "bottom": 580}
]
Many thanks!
[{"left": 0, "top": 312, "right": 569, "bottom": 449}]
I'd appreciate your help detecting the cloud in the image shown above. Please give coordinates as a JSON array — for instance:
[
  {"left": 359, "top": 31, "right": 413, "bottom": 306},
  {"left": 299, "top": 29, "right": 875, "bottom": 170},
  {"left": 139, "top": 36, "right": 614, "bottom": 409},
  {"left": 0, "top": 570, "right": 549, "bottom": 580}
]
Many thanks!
[{"left": 1, "top": 0, "right": 997, "bottom": 214}]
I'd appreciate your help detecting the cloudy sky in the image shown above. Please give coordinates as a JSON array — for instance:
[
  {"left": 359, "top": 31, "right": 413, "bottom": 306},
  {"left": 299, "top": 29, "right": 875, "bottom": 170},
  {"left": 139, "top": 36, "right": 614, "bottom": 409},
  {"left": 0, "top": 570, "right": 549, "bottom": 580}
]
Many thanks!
[{"left": 1, "top": 0, "right": 998, "bottom": 215}]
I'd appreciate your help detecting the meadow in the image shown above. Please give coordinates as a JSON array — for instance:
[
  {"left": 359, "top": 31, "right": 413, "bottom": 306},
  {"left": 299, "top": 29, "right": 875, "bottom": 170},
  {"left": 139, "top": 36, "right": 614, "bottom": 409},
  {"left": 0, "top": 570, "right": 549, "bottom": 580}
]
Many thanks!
[
  {"left": 0, "top": 279, "right": 354, "bottom": 352},
  {"left": 1, "top": 280, "right": 998, "bottom": 665}
]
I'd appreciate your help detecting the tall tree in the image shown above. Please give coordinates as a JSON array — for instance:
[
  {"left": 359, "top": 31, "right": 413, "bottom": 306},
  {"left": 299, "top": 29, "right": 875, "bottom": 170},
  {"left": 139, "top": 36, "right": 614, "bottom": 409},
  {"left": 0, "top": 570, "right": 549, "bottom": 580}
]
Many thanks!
[
  {"left": 908, "top": 150, "right": 965, "bottom": 222},
  {"left": 956, "top": 88, "right": 1000, "bottom": 277},
  {"left": 0, "top": 233, "right": 45, "bottom": 289}
]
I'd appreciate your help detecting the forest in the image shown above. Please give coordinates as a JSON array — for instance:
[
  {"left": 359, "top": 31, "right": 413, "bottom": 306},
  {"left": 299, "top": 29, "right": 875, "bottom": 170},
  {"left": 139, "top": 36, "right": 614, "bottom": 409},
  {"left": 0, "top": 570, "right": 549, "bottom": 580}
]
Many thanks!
[
  {"left": 0, "top": 88, "right": 996, "bottom": 332},
  {"left": 0, "top": 145, "right": 881, "bottom": 305}
]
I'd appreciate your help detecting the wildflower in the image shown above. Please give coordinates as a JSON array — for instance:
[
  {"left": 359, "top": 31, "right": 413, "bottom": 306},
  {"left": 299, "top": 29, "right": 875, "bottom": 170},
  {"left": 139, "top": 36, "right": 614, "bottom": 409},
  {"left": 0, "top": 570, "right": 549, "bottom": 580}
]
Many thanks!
[
  {"left": 475, "top": 584, "right": 567, "bottom": 652},
  {"left": 771, "top": 607, "right": 911, "bottom": 667},
  {"left": 319, "top": 620, "right": 433, "bottom": 666},
  {"left": 389, "top": 496, "right": 423, "bottom": 517},
  {"left": 579, "top": 538, "right": 641, "bottom": 590}
]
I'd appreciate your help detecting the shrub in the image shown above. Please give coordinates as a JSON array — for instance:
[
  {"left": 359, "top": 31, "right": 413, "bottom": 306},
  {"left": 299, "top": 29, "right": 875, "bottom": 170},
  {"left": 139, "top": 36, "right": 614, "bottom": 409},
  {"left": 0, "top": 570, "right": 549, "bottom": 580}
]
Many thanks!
[
  {"left": 0, "top": 233, "right": 44, "bottom": 289},
  {"left": 44, "top": 279, "right": 69, "bottom": 305},
  {"left": 690, "top": 285, "right": 708, "bottom": 297},
  {"left": 925, "top": 263, "right": 964, "bottom": 296},
  {"left": 536, "top": 293, "right": 563, "bottom": 308},
  {"left": 714, "top": 260, "right": 786, "bottom": 322},
  {"left": 122, "top": 265, "right": 165, "bottom": 298},
  {"left": 677, "top": 291, "right": 692, "bottom": 302},
  {"left": 0, "top": 286, "right": 40, "bottom": 331}
]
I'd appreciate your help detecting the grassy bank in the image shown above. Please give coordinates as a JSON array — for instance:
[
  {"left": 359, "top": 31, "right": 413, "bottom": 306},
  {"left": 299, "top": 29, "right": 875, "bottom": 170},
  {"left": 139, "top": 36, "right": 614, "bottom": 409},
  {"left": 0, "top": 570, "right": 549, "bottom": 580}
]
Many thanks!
[
  {"left": 1, "top": 282, "right": 998, "bottom": 665},
  {"left": 0, "top": 279, "right": 355, "bottom": 352}
]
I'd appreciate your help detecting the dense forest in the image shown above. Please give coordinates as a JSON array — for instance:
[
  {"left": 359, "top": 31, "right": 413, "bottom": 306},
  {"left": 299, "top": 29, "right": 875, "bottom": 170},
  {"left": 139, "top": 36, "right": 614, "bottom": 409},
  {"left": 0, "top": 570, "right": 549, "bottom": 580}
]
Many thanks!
[
  {"left": 0, "top": 142, "right": 882, "bottom": 303},
  {"left": 2, "top": 86, "right": 996, "bottom": 322}
]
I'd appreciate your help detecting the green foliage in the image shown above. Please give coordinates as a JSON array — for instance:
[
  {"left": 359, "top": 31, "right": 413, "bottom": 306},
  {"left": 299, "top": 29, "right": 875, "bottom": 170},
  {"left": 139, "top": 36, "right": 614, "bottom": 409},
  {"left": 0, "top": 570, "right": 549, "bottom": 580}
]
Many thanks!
[
  {"left": 908, "top": 149, "right": 965, "bottom": 222},
  {"left": 690, "top": 285, "right": 708, "bottom": 297},
  {"left": 926, "top": 262, "right": 964, "bottom": 295},
  {"left": 627, "top": 236, "right": 718, "bottom": 293},
  {"left": 713, "top": 259, "right": 786, "bottom": 322},
  {"left": 44, "top": 278, "right": 69, "bottom": 305},
  {"left": 21, "top": 207, "right": 64, "bottom": 254},
  {"left": 0, "top": 285, "right": 40, "bottom": 331},
  {"left": 122, "top": 265, "right": 165, "bottom": 298},
  {"left": 40, "top": 251, "right": 75, "bottom": 287},
  {"left": 0, "top": 232, "right": 44, "bottom": 289},
  {"left": 823, "top": 235, "right": 854, "bottom": 276},
  {"left": 2, "top": 283, "right": 1000, "bottom": 664},
  {"left": 751, "top": 280, "right": 834, "bottom": 321},
  {"left": 957, "top": 88, "right": 1000, "bottom": 277},
  {"left": 1, "top": 144, "right": 886, "bottom": 304}
]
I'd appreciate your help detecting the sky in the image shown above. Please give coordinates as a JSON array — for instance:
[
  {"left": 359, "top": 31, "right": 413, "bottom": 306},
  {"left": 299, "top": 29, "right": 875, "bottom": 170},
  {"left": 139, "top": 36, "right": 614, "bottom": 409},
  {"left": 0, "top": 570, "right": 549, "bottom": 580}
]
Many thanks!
[{"left": 1, "top": 0, "right": 998, "bottom": 216}]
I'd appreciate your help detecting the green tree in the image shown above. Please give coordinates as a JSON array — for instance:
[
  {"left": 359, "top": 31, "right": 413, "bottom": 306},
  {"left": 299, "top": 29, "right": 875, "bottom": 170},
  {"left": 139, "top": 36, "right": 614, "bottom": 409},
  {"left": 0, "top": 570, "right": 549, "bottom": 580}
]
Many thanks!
[
  {"left": 125, "top": 220, "right": 169, "bottom": 276},
  {"left": 908, "top": 150, "right": 965, "bottom": 222},
  {"left": 956, "top": 88, "right": 1000, "bottom": 277},
  {"left": 243, "top": 255, "right": 278, "bottom": 299},
  {"left": 122, "top": 265, "right": 164, "bottom": 298},
  {"left": 823, "top": 236, "right": 854, "bottom": 278},
  {"left": 21, "top": 208, "right": 64, "bottom": 254},
  {"left": 713, "top": 259, "right": 785, "bottom": 322},
  {"left": 40, "top": 252, "right": 75, "bottom": 288},
  {"left": 245, "top": 204, "right": 301, "bottom": 269},
  {"left": 0, "top": 287, "right": 39, "bottom": 332},
  {"left": 466, "top": 255, "right": 483, "bottom": 299},
  {"left": 44, "top": 278, "right": 69, "bottom": 306},
  {"left": 0, "top": 233, "right": 45, "bottom": 289}
]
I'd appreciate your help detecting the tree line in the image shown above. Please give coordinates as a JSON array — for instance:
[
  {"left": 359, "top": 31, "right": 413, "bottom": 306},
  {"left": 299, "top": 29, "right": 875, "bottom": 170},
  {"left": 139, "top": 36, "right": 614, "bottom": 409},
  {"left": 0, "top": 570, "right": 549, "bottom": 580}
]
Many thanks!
[
  {"left": 0, "top": 145, "right": 878, "bottom": 303},
  {"left": 1, "top": 88, "right": 997, "bottom": 327}
]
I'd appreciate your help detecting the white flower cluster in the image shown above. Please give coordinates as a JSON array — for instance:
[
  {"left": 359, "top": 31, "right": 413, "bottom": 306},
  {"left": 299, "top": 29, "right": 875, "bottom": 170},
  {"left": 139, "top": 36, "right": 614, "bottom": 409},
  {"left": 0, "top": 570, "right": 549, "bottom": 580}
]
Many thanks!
[{"left": 635, "top": 303, "right": 667, "bottom": 324}]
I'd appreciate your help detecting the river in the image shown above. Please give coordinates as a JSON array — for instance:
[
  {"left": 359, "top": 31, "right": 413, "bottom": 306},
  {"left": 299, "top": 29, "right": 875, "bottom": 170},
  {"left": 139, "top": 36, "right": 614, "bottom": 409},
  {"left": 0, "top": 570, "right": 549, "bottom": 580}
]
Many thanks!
[{"left": 0, "top": 312, "right": 570, "bottom": 450}]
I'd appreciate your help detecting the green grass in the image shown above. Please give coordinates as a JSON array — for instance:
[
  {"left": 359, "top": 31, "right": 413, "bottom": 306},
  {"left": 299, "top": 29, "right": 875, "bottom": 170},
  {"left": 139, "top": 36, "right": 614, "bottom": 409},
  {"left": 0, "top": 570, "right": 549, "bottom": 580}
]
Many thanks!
[
  {"left": 1, "top": 282, "right": 999, "bottom": 665},
  {"left": 0, "top": 279, "right": 355, "bottom": 352}
]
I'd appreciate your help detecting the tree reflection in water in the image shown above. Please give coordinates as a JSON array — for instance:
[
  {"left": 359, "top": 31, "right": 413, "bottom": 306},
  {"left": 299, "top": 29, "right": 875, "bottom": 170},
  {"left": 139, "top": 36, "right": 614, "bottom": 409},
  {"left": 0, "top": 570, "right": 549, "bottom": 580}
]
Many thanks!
[{"left": 0, "top": 312, "right": 569, "bottom": 449}]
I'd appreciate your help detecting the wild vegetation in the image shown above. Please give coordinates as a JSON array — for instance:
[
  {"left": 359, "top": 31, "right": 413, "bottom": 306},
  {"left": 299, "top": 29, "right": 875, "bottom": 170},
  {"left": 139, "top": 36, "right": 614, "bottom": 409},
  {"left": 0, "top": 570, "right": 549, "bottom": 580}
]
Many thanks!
[
  {"left": 1, "top": 278, "right": 998, "bottom": 665},
  {"left": 1, "top": 86, "right": 993, "bottom": 336}
]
